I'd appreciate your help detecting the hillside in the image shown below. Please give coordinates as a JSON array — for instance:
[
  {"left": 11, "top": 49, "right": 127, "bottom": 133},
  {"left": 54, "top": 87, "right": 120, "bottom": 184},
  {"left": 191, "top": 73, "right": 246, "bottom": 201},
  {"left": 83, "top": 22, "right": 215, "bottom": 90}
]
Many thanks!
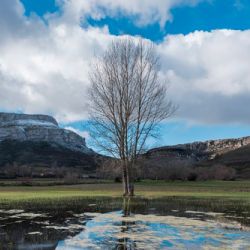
[
  {"left": 0, "top": 112, "right": 99, "bottom": 178},
  {"left": 142, "top": 137, "right": 250, "bottom": 179},
  {"left": 1, "top": 112, "right": 250, "bottom": 180}
]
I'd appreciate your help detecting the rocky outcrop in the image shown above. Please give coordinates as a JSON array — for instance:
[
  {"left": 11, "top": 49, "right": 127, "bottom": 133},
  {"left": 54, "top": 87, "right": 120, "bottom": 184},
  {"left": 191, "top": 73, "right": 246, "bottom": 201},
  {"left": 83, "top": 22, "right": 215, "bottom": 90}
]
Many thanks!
[
  {"left": 147, "top": 136, "right": 250, "bottom": 161},
  {"left": 142, "top": 137, "right": 250, "bottom": 179},
  {"left": 0, "top": 112, "right": 93, "bottom": 154},
  {"left": 0, "top": 112, "right": 101, "bottom": 175}
]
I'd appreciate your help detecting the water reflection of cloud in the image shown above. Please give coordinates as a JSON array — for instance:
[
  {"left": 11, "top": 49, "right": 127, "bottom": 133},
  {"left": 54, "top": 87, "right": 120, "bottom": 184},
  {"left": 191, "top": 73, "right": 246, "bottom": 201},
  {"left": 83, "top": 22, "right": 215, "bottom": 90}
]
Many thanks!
[{"left": 56, "top": 211, "right": 250, "bottom": 250}]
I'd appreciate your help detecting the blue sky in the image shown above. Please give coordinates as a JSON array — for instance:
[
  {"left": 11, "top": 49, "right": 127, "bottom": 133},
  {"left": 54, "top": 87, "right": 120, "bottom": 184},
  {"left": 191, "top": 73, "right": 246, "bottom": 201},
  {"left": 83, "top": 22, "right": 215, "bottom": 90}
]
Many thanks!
[
  {"left": 2, "top": 0, "right": 250, "bottom": 147},
  {"left": 63, "top": 120, "right": 250, "bottom": 146},
  {"left": 21, "top": 0, "right": 58, "bottom": 17},
  {"left": 21, "top": 0, "right": 250, "bottom": 40},
  {"left": 87, "top": 0, "right": 250, "bottom": 41}
]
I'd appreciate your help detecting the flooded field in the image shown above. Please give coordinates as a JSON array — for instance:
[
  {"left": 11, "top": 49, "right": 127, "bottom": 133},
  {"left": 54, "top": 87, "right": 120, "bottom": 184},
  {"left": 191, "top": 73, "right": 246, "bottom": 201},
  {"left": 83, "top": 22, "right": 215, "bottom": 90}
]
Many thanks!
[{"left": 0, "top": 198, "right": 250, "bottom": 249}]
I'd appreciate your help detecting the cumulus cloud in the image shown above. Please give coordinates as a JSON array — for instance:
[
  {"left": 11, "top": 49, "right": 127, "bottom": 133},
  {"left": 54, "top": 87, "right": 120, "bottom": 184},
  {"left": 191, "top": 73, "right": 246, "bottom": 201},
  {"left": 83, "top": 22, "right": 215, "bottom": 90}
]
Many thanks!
[
  {"left": 0, "top": 0, "right": 250, "bottom": 126},
  {"left": 0, "top": 0, "right": 114, "bottom": 122},
  {"left": 159, "top": 30, "right": 250, "bottom": 124},
  {"left": 58, "top": 0, "right": 204, "bottom": 27}
]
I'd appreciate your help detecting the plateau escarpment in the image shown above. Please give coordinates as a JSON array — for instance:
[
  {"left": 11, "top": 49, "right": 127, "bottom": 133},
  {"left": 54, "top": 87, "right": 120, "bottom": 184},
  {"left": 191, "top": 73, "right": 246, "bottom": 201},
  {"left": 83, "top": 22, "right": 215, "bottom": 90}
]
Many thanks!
[
  {"left": 146, "top": 137, "right": 250, "bottom": 161},
  {"left": 141, "top": 137, "right": 250, "bottom": 179},
  {"left": 0, "top": 112, "right": 98, "bottom": 176},
  {"left": 0, "top": 112, "right": 92, "bottom": 154}
]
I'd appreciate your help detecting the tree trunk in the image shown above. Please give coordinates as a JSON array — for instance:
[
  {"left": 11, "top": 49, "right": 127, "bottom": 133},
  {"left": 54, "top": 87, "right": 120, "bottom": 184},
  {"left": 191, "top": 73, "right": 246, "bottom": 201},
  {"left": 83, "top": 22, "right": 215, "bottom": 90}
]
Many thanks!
[
  {"left": 122, "top": 162, "right": 129, "bottom": 196},
  {"left": 128, "top": 161, "right": 135, "bottom": 196},
  {"left": 128, "top": 182, "right": 134, "bottom": 196},
  {"left": 122, "top": 161, "right": 134, "bottom": 197},
  {"left": 127, "top": 166, "right": 134, "bottom": 197}
]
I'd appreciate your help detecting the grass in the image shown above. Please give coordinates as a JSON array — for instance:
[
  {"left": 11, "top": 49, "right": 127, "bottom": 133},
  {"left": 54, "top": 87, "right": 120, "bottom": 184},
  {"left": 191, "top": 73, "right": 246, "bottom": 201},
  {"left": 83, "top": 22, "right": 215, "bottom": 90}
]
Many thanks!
[
  {"left": 0, "top": 180, "right": 249, "bottom": 205},
  {"left": 0, "top": 178, "right": 112, "bottom": 186}
]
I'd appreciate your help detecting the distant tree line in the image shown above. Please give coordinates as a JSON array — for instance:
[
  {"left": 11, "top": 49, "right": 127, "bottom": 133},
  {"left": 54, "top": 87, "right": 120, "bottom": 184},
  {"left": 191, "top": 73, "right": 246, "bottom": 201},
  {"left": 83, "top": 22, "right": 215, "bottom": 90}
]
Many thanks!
[{"left": 97, "top": 159, "right": 237, "bottom": 181}]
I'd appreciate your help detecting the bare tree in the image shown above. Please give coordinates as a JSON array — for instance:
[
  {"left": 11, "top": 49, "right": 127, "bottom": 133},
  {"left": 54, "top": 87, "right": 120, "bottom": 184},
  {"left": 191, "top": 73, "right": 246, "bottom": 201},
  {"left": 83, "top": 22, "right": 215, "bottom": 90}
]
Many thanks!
[{"left": 88, "top": 38, "right": 175, "bottom": 196}]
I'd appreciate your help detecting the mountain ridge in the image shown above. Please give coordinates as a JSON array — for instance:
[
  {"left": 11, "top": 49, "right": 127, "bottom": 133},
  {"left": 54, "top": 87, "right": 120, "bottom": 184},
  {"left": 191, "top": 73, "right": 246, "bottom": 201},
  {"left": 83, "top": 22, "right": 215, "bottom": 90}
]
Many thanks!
[
  {"left": 0, "top": 112, "right": 98, "bottom": 177},
  {"left": 0, "top": 112, "right": 250, "bottom": 179},
  {"left": 147, "top": 136, "right": 250, "bottom": 160},
  {"left": 0, "top": 112, "right": 93, "bottom": 154},
  {"left": 141, "top": 136, "right": 250, "bottom": 179}
]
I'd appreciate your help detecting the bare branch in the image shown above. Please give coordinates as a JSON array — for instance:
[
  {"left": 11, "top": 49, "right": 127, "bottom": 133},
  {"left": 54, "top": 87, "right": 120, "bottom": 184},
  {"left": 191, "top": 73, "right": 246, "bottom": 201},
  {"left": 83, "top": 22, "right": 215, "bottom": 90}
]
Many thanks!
[{"left": 87, "top": 37, "right": 176, "bottom": 196}]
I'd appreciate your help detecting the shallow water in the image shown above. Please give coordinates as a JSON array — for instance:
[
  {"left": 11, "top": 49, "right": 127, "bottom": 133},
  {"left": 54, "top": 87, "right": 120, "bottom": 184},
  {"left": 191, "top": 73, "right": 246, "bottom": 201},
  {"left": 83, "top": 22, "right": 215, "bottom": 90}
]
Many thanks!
[
  {"left": 57, "top": 211, "right": 250, "bottom": 250},
  {"left": 0, "top": 198, "right": 250, "bottom": 249}
]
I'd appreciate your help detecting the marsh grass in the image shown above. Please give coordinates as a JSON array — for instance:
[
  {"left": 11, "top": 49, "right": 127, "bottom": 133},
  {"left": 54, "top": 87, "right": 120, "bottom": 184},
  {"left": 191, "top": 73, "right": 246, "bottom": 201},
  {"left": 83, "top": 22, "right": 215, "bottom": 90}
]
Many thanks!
[{"left": 0, "top": 180, "right": 249, "bottom": 211}]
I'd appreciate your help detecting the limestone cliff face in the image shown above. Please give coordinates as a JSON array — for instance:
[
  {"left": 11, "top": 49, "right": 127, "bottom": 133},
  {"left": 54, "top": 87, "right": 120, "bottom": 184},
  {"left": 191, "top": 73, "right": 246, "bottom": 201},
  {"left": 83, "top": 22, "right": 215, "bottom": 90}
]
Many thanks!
[
  {"left": 142, "top": 137, "right": 250, "bottom": 179},
  {"left": 0, "top": 112, "right": 93, "bottom": 154},
  {"left": 189, "top": 137, "right": 250, "bottom": 159},
  {"left": 147, "top": 136, "right": 250, "bottom": 161}
]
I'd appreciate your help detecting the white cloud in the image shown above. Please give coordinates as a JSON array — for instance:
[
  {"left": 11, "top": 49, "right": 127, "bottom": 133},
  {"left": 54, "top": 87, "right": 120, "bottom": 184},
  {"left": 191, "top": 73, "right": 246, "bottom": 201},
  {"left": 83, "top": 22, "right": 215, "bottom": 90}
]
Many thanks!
[
  {"left": 58, "top": 0, "right": 204, "bottom": 28},
  {"left": 158, "top": 29, "right": 250, "bottom": 124},
  {"left": 0, "top": 0, "right": 114, "bottom": 122},
  {"left": 0, "top": 0, "right": 250, "bottom": 127}
]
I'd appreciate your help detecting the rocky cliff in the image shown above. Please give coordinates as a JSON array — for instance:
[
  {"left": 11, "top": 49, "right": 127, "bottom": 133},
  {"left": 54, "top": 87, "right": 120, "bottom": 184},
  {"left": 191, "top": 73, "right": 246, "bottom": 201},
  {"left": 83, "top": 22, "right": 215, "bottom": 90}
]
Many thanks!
[
  {"left": 0, "top": 112, "right": 93, "bottom": 154},
  {"left": 143, "top": 137, "right": 250, "bottom": 179},
  {"left": 147, "top": 136, "right": 250, "bottom": 161},
  {"left": 0, "top": 112, "right": 98, "bottom": 174}
]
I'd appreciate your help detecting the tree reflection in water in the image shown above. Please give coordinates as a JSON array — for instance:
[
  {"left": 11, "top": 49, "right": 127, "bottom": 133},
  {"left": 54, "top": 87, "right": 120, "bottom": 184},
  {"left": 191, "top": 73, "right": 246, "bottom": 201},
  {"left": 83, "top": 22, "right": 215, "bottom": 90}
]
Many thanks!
[
  {"left": 0, "top": 198, "right": 250, "bottom": 249},
  {"left": 116, "top": 198, "right": 136, "bottom": 250}
]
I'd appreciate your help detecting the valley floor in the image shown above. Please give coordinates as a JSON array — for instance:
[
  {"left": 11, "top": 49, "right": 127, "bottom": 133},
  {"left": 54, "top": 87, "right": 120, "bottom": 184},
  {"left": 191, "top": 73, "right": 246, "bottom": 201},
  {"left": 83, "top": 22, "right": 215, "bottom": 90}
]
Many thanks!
[{"left": 0, "top": 180, "right": 249, "bottom": 205}]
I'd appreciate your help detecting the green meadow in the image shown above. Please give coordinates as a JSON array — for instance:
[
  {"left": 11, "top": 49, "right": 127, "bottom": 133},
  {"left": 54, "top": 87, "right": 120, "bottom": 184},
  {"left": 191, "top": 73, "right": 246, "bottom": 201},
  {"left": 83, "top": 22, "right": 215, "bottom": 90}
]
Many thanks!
[{"left": 0, "top": 180, "right": 249, "bottom": 205}]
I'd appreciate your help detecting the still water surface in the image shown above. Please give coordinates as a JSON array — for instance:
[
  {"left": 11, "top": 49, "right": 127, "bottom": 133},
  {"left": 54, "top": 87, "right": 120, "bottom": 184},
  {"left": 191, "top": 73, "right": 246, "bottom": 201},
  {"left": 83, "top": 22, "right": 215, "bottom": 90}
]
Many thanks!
[{"left": 0, "top": 198, "right": 249, "bottom": 249}]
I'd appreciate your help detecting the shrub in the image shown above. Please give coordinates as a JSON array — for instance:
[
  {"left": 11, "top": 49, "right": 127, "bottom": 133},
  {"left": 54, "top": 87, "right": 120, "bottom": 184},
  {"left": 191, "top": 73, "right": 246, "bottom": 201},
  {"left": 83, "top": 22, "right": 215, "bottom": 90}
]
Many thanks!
[
  {"left": 196, "top": 165, "right": 236, "bottom": 181},
  {"left": 212, "top": 164, "right": 236, "bottom": 180},
  {"left": 114, "top": 177, "right": 122, "bottom": 183},
  {"left": 187, "top": 172, "right": 197, "bottom": 181}
]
